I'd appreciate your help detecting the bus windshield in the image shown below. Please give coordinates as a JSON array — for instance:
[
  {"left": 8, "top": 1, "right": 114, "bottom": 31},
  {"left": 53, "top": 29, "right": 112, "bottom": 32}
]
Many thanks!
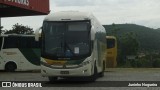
[
  {"left": 42, "top": 21, "right": 91, "bottom": 60},
  {"left": 107, "top": 39, "right": 115, "bottom": 49}
]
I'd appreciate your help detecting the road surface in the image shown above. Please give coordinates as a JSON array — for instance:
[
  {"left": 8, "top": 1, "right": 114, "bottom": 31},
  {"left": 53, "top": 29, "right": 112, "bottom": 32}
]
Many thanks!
[{"left": 0, "top": 68, "right": 160, "bottom": 90}]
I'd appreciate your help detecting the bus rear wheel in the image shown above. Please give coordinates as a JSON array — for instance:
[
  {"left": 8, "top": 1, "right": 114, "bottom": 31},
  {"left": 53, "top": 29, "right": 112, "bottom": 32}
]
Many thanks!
[{"left": 5, "top": 62, "right": 17, "bottom": 72}]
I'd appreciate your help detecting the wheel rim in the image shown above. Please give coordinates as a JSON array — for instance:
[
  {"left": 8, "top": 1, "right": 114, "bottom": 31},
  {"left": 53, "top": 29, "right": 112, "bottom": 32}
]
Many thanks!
[{"left": 6, "top": 63, "right": 16, "bottom": 71}]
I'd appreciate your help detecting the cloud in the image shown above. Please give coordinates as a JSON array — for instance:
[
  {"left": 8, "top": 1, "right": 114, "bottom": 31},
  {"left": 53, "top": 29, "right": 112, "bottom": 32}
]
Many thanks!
[
  {"left": 1, "top": 16, "right": 45, "bottom": 30},
  {"left": 51, "top": 0, "right": 160, "bottom": 28},
  {"left": 53, "top": 0, "right": 94, "bottom": 6},
  {"left": 2, "top": 0, "right": 160, "bottom": 30}
]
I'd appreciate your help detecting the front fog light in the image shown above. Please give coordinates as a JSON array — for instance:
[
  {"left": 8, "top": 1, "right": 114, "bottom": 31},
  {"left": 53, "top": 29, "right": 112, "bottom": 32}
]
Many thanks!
[{"left": 83, "top": 69, "right": 88, "bottom": 74}]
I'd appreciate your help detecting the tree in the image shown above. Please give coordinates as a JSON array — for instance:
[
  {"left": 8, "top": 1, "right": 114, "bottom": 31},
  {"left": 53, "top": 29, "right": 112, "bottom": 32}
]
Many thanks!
[
  {"left": 0, "top": 26, "right": 2, "bottom": 30},
  {"left": 0, "top": 26, "right": 5, "bottom": 34},
  {"left": 119, "top": 32, "right": 139, "bottom": 60},
  {"left": 5, "top": 23, "right": 34, "bottom": 34},
  {"left": 111, "top": 23, "right": 120, "bottom": 37},
  {"left": 0, "top": 26, "right": 3, "bottom": 34}
]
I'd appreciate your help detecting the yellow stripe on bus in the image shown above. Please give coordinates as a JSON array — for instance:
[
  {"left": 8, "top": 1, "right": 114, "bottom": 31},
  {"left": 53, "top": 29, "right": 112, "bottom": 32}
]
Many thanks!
[{"left": 44, "top": 59, "right": 67, "bottom": 65}]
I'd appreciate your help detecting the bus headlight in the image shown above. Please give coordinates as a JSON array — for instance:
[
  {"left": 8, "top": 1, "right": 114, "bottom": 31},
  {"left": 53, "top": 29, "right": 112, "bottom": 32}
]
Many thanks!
[{"left": 79, "top": 60, "right": 91, "bottom": 67}]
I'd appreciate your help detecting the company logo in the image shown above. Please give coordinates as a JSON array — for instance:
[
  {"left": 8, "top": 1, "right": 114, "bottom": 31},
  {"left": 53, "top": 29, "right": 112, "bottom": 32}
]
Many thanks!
[
  {"left": 2, "top": 82, "right": 11, "bottom": 87},
  {"left": 1, "top": 82, "right": 42, "bottom": 88},
  {"left": 5, "top": 0, "right": 30, "bottom": 6},
  {"left": 63, "top": 64, "right": 66, "bottom": 68}
]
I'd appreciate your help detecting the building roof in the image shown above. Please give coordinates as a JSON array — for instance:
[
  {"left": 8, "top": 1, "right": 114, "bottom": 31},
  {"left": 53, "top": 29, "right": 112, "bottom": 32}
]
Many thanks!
[{"left": 0, "top": 0, "right": 50, "bottom": 17}]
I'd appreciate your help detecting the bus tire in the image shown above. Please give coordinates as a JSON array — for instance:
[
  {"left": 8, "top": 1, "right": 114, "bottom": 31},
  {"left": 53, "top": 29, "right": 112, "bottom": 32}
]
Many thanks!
[
  {"left": 48, "top": 77, "right": 58, "bottom": 83},
  {"left": 99, "top": 61, "right": 105, "bottom": 77},
  {"left": 5, "top": 62, "right": 17, "bottom": 72},
  {"left": 88, "top": 64, "right": 98, "bottom": 81}
]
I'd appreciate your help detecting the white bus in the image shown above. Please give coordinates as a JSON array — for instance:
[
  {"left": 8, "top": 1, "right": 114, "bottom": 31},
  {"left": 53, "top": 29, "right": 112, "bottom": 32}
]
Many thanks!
[
  {"left": 35, "top": 11, "right": 106, "bottom": 81},
  {"left": 0, "top": 34, "right": 40, "bottom": 71}
]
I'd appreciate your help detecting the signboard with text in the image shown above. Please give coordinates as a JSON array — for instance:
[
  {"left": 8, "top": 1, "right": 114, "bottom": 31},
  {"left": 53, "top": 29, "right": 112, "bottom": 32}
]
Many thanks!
[{"left": 0, "top": 0, "right": 50, "bottom": 17}]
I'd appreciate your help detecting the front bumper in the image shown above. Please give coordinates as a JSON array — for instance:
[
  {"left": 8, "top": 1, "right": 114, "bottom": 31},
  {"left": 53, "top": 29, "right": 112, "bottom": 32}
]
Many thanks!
[{"left": 41, "top": 63, "right": 92, "bottom": 77}]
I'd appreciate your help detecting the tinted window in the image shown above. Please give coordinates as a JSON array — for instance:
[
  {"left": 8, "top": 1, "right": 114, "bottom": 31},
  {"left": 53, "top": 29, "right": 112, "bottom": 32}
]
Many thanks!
[
  {"left": 107, "top": 39, "right": 115, "bottom": 49},
  {"left": 3, "top": 37, "right": 18, "bottom": 49},
  {"left": 42, "top": 21, "right": 91, "bottom": 60},
  {"left": 68, "top": 22, "right": 88, "bottom": 31},
  {"left": 3, "top": 36, "right": 40, "bottom": 49}
]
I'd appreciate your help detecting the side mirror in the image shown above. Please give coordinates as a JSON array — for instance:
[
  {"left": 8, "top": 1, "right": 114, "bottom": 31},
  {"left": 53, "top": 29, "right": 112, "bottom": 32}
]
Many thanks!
[
  {"left": 35, "top": 27, "right": 42, "bottom": 41},
  {"left": 91, "top": 26, "right": 95, "bottom": 40}
]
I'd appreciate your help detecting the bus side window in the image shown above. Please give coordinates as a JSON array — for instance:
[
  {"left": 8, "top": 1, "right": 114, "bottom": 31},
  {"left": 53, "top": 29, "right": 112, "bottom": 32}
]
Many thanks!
[
  {"left": 32, "top": 37, "right": 41, "bottom": 48},
  {"left": 27, "top": 37, "right": 34, "bottom": 48},
  {"left": 20, "top": 37, "right": 28, "bottom": 48},
  {"left": 25, "top": 37, "right": 40, "bottom": 48},
  {"left": 3, "top": 37, "right": 17, "bottom": 49}
]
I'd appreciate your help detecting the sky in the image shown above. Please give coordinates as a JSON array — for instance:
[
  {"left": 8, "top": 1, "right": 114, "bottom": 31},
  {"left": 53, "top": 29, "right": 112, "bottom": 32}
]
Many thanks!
[{"left": 1, "top": 0, "right": 160, "bottom": 30}]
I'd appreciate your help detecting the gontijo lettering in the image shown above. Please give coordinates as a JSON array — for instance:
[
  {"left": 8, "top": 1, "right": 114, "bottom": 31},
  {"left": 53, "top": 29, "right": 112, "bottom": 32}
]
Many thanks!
[{"left": 5, "top": 0, "right": 29, "bottom": 6}]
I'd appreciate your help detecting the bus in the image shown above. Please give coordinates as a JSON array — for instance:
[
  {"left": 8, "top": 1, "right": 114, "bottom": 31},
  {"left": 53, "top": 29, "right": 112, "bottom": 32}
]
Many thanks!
[
  {"left": 106, "top": 36, "right": 117, "bottom": 68},
  {"left": 35, "top": 11, "right": 106, "bottom": 81},
  {"left": 0, "top": 34, "right": 41, "bottom": 71}
]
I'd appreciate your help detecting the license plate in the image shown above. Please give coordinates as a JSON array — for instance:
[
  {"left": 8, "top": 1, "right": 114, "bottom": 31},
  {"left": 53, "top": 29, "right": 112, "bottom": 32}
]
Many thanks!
[{"left": 60, "top": 71, "right": 69, "bottom": 74}]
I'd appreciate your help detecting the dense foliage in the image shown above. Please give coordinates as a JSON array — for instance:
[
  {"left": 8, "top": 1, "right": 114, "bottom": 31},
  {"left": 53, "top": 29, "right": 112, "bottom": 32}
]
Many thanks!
[
  {"left": 4, "top": 23, "right": 34, "bottom": 34},
  {"left": 104, "top": 24, "right": 160, "bottom": 51},
  {"left": 104, "top": 24, "right": 160, "bottom": 67}
]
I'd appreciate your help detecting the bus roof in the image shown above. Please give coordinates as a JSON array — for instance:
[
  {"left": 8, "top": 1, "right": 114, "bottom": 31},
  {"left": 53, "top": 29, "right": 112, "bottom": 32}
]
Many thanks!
[{"left": 44, "top": 11, "right": 94, "bottom": 21}]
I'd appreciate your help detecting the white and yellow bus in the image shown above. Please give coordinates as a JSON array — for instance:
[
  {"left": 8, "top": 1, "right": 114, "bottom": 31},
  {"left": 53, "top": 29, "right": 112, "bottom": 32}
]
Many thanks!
[
  {"left": 35, "top": 11, "right": 106, "bottom": 81},
  {"left": 0, "top": 34, "right": 40, "bottom": 71}
]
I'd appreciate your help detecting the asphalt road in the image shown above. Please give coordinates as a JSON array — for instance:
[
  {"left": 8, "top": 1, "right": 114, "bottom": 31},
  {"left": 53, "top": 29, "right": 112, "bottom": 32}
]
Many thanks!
[{"left": 1, "top": 68, "right": 160, "bottom": 90}]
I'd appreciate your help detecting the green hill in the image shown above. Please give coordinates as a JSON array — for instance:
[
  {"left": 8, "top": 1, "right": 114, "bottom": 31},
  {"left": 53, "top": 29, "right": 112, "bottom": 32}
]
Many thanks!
[{"left": 103, "top": 24, "right": 160, "bottom": 51}]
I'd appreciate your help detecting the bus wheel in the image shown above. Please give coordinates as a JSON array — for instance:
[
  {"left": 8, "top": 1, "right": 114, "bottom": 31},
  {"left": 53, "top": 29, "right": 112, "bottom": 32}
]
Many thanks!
[
  {"left": 99, "top": 62, "right": 105, "bottom": 77},
  {"left": 5, "top": 62, "right": 17, "bottom": 72},
  {"left": 48, "top": 77, "right": 58, "bottom": 83},
  {"left": 89, "top": 65, "right": 98, "bottom": 81}
]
